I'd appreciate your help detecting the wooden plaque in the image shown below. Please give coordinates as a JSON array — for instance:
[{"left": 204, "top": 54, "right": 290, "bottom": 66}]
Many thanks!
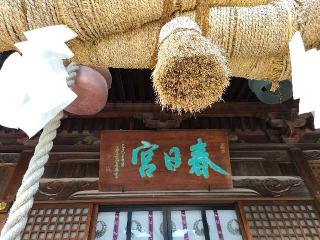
[{"left": 99, "top": 130, "right": 232, "bottom": 191}]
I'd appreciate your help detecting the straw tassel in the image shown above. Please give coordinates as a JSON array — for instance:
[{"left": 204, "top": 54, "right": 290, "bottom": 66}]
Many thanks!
[{"left": 152, "top": 16, "right": 230, "bottom": 113}]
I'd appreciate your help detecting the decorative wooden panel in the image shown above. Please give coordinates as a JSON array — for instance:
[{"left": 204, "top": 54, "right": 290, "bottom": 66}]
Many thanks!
[
  {"left": 230, "top": 150, "right": 297, "bottom": 177},
  {"left": 22, "top": 203, "right": 93, "bottom": 240},
  {"left": 37, "top": 179, "right": 98, "bottom": 201},
  {"left": 0, "top": 164, "right": 15, "bottom": 198},
  {"left": 43, "top": 152, "right": 99, "bottom": 178},
  {"left": 3, "top": 153, "right": 31, "bottom": 202},
  {"left": 303, "top": 151, "right": 320, "bottom": 161},
  {"left": 240, "top": 201, "right": 320, "bottom": 240},
  {"left": 0, "top": 153, "right": 20, "bottom": 200},
  {"left": 100, "top": 130, "right": 232, "bottom": 191},
  {"left": 233, "top": 176, "right": 309, "bottom": 198},
  {"left": 308, "top": 160, "right": 320, "bottom": 184}
]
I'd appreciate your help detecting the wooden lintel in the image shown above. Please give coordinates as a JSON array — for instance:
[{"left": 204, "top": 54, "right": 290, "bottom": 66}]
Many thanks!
[
  {"left": 33, "top": 175, "right": 310, "bottom": 201},
  {"left": 2, "top": 143, "right": 320, "bottom": 153},
  {"left": 66, "top": 101, "right": 299, "bottom": 119}
]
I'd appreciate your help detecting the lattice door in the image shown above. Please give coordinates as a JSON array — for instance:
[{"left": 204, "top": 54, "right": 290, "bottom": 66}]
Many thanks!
[
  {"left": 239, "top": 201, "right": 320, "bottom": 240},
  {"left": 22, "top": 203, "right": 93, "bottom": 240}
]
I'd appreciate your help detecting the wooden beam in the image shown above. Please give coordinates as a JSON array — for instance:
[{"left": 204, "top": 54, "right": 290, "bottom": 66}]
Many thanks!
[
  {"left": 0, "top": 145, "right": 100, "bottom": 153},
  {"left": 34, "top": 196, "right": 314, "bottom": 205},
  {"left": 1, "top": 143, "right": 320, "bottom": 153},
  {"left": 34, "top": 176, "right": 310, "bottom": 201},
  {"left": 66, "top": 101, "right": 299, "bottom": 119}
]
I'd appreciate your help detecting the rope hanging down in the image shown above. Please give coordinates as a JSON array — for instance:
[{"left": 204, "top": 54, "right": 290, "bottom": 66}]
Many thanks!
[{"left": 0, "top": 63, "right": 79, "bottom": 240}]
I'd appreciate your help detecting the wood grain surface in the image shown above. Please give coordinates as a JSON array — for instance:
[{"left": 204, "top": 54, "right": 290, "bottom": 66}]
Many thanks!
[{"left": 99, "top": 130, "right": 232, "bottom": 191}]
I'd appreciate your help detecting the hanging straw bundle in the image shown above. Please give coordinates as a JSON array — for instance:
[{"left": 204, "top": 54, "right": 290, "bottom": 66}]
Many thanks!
[{"left": 152, "top": 17, "right": 230, "bottom": 113}]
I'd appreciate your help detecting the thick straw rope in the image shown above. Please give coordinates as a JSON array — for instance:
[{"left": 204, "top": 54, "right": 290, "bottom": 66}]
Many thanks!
[
  {"left": 0, "top": 63, "right": 79, "bottom": 240},
  {"left": 195, "top": 0, "right": 210, "bottom": 36},
  {"left": 68, "top": 0, "right": 297, "bottom": 79},
  {"left": 0, "top": 0, "right": 319, "bottom": 84},
  {"left": 269, "top": 0, "right": 294, "bottom": 91},
  {"left": 70, "top": 0, "right": 296, "bottom": 62},
  {"left": 0, "top": 0, "right": 273, "bottom": 47},
  {"left": 149, "top": 0, "right": 180, "bottom": 67},
  {"left": 0, "top": 0, "right": 319, "bottom": 82}
]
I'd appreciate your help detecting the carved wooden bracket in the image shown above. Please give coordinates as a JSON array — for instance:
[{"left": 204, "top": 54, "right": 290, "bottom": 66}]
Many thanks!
[
  {"left": 36, "top": 178, "right": 98, "bottom": 201},
  {"left": 303, "top": 150, "right": 320, "bottom": 160},
  {"left": 267, "top": 113, "right": 314, "bottom": 143},
  {"left": 141, "top": 113, "right": 184, "bottom": 129},
  {"left": 233, "top": 176, "right": 307, "bottom": 197}
]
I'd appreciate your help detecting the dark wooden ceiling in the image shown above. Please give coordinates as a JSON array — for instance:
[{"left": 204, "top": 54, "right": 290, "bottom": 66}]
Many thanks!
[
  {"left": 0, "top": 52, "right": 318, "bottom": 145},
  {"left": 107, "top": 68, "right": 258, "bottom": 103},
  {"left": 1, "top": 52, "right": 258, "bottom": 103}
]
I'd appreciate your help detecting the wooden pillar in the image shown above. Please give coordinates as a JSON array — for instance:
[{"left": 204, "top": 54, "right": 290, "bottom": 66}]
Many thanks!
[
  {"left": 289, "top": 148, "right": 320, "bottom": 210},
  {"left": 236, "top": 201, "right": 251, "bottom": 240},
  {"left": 3, "top": 152, "right": 32, "bottom": 202}
]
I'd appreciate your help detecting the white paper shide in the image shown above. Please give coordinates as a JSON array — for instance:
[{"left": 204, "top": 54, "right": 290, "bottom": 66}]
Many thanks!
[
  {"left": 289, "top": 32, "right": 320, "bottom": 129},
  {"left": 0, "top": 25, "right": 77, "bottom": 137}
]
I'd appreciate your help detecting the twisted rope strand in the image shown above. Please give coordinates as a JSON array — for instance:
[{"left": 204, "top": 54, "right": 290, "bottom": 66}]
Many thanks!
[{"left": 0, "top": 112, "right": 63, "bottom": 240}]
